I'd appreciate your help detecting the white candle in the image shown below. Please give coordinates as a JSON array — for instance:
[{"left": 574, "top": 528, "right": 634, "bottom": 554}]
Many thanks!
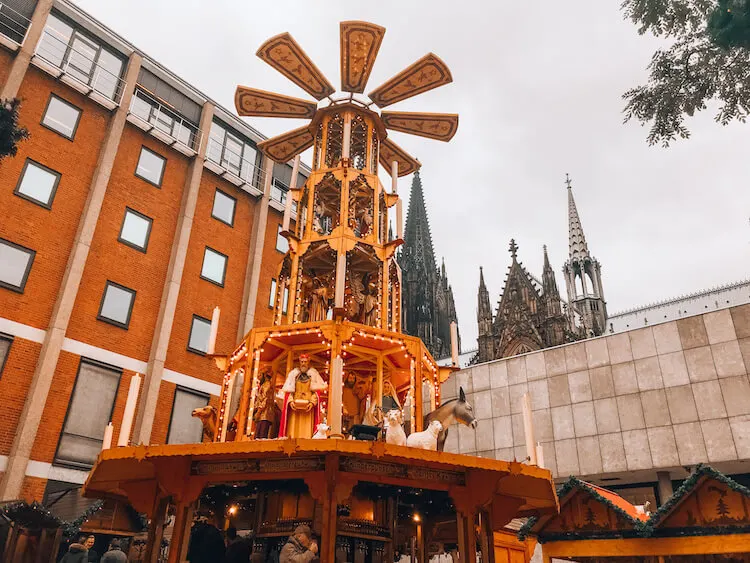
[
  {"left": 396, "top": 199, "right": 403, "bottom": 240},
  {"left": 102, "top": 422, "right": 113, "bottom": 450},
  {"left": 342, "top": 115, "right": 352, "bottom": 160},
  {"left": 450, "top": 321, "right": 459, "bottom": 367},
  {"left": 335, "top": 253, "right": 346, "bottom": 308},
  {"left": 330, "top": 355, "right": 344, "bottom": 435},
  {"left": 282, "top": 155, "right": 300, "bottom": 231},
  {"left": 536, "top": 442, "right": 545, "bottom": 469},
  {"left": 391, "top": 161, "right": 398, "bottom": 194},
  {"left": 522, "top": 393, "right": 537, "bottom": 464},
  {"left": 207, "top": 306, "right": 220, "bottom": 355},
  {"left": 118, "top": 374, "right": 142, "bottom": 447}
]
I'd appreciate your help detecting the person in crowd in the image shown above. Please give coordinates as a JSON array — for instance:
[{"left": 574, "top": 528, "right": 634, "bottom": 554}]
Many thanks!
[
  {"left": 187, "top": 515, "right": 226, "bottom": 563},
  {"left": 225, "top": 526, "right": 251, "bottom": 563},
  {"left": 429, "top": 543, "right": 451, "bottom": 563},
  {"left": 83, "top": 536, "right": 99, "bottom": 563},
  {"left": 279, "top": 524, "right": 318, "bottom": 563},
  {"left": 60, "top": 541, "right": 88, "bottom": 563},
  {"left": 100, "top": 539, "right": 127, "bottom": 563}
]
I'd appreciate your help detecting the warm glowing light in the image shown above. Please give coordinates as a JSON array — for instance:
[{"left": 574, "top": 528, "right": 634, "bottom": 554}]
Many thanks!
[
  {"left": 412, "top": 513, "right": 421, "bottom": 522},
  {"left": 228, "top": 505, "right": 238, "bottom": 515}
]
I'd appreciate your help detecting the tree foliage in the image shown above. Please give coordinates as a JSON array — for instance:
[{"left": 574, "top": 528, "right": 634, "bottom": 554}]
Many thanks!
[
  {"left": 622, "top": 0, "right": 750, "bottom": 145},
  {"left": 0, "top": 98, "right": 28, "bottom": 159}
]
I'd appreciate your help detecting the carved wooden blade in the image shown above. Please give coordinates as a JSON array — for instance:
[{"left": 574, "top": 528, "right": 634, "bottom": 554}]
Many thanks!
[
  {"left": 258, "top": 126, "right": 314, "bottom": 163},
  {"left": 256, "top": 32, "right": 335, "bottom": 100},
  {"left": 368, "top": 53, "right": 453, "bottom": 108},
  {"left": 381, "top": 111, "right": 459, "bottom": 142},
  {"left": 379, "top": 137, "right": 421, "bottom": 177},
  {"left": 340, "top": 21, "right": 385, "bottom": 93},
  {"left": 235, "top": 87, "right": 317, "bottom": 119}
]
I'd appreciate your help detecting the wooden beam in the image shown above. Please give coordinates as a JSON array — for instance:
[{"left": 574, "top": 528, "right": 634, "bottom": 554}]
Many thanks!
[{"left": 543, "top": 534, "right": 750, "bottom": 558}]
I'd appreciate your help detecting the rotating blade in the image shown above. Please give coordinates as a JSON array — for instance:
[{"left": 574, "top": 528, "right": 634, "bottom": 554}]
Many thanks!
[
  {"left": 379, "top": 137, "right": 421, "bottom": 177},
  {"left": 258, "top": 126, "right": 314, "bottom": 163},
  {"left": 340, "top": 21, "right": 386, "bottom": 93},
  {"left": 256, "top": 32, "right": 335, "bottom": 100},
  {"left": 235, "top": 87, "right": 317, "bottom": 119},
  {"left": 381, "top": 111, "right": 459, "bottom": 142},
  {"left": 368, "top": 53, "right": 452, "bottom": 108}
]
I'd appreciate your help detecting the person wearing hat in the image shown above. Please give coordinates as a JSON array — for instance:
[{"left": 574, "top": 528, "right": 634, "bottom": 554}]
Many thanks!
[
  {"left": 279, "top": 524, "right": 318, "bottom": 563},
  {"left": 100, "top": 539, "right": 127, "bottom": 563},
  {"left": 278, "top": 354, "right": 327, "bottom": 439}
]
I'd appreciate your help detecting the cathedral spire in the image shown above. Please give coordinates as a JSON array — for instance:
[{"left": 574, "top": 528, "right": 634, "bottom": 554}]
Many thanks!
[
  {"left": 477, "top": 266, "right": 494, "bottom": 363},
  {"left": 566, "top": 174, "right": 590, "bottom": 262},
  {"left": 403, "top": 171, "right": 437, "bottom": 276},
  {"left": 543, "top": 244, "right": 552, "bottom": 272}
]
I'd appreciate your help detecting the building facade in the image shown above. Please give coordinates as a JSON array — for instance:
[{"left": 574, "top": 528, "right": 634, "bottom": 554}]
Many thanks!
[
  {"left": 446, "top": 302, "right": 750, "bottom": 510},
  {"left": 399, "top": 171, "right": 459, "bottom": 360},
  {"left": 0, "top": 0, "right": 307, "bottom": 504},
  {"left": 476, "top": 177, "right": 607, "bottom": 362}
]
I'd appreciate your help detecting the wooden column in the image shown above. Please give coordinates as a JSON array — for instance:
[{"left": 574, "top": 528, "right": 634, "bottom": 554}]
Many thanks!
[
  {"left": 144, "top": 496, "right": 170, "bottom": 563},
  {"left": 376, "top": 355, "right": 384, "bottom": 408},
  {"left": 414, "top": 361, "right": 423, "bottom": 432},
  {"left": 167, "top": 500, "right": 193, "bottom": 563},
  {"left": 456, "top": 511, "right": 476, "bottom": 563},
  {"left": 478, "top": 510, "right": 495, "bottom": 563}
]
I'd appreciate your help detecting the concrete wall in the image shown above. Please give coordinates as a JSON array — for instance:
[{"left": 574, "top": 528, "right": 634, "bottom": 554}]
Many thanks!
[{"left": 442, "top": 304, "right": 750, "bottom": 482}]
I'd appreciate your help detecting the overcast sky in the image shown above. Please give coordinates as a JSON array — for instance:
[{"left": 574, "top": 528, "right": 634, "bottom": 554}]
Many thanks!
[{"left": 77, "top": 0, "right": 750, "bottom": 347}]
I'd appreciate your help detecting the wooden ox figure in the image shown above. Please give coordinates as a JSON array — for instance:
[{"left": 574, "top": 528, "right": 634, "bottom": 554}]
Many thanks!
[
  {"left": 424, "top": 387, "right": 477, "bottom": 452},
  {"left": 192, "top": 405, "right": 218, "bottom": 442}
]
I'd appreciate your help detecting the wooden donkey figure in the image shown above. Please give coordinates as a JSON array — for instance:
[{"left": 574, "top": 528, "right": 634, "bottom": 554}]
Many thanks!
[{"left": 423, "top": 387, "right": 477, "bottom": 452}]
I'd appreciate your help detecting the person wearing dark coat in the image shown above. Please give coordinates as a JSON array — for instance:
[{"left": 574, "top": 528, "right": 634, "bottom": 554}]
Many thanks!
[
  {"left": 225, "top": 527, "right": 251, "bottom": 563},
  {"left": 83, "top": 535, "right": 99, "bottom": 563},
  {"left": 100, "top": 539, "right": 128, "bottom": 563},
  {"left": 187, "top": 519, "right": 226, "bottom": 563},
  {"left": 60, "top": 543, "right": 88, "bottom": 563}
]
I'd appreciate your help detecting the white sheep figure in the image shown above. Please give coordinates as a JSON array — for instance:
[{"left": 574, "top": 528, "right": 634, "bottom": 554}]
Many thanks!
[
  {"left": 312, "top": 422, "right": 330, "bottom": 439},
  {"left": 406, "top": 420, "right": 442, "bottom": 450},
  {"left": 384, "top": 410, "right": 407, "bottom": 446}
]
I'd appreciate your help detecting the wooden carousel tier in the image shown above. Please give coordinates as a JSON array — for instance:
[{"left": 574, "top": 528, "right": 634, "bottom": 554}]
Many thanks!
[{"left": 82, "top": 439, "right": 558, "bottom": 530}]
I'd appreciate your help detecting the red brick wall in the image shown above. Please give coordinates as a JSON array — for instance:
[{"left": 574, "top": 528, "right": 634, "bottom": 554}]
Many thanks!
[
  {"left": 0, "top": 338, "right": 41, "bottom": 455},
  {"left": 0, "top": 49, "right": 13, "bottom": 88},
  {"left": 19, "top": 475, "right": 46, "bottom": 503},
  {"left": 253, "top": 208, "right": 286, "bottom": 327},
  {"left": 66, "top": 126, "right": 190, "bottom": 361},
  {"left": 163, "top": 170, "right": 254, "bottom": 380},
  {"left": 0, "top": 67, "right": 109, "bottom": 330}
]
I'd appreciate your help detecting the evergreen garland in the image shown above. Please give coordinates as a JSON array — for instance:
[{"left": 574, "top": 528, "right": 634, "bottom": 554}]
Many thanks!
[
  {"left": 518, "top": 465, "right": 750, "bottom": 543},
  {"left": 61, "top": 500, "right": 104, "bottom": 538},
  {"left": 0, "top": 501, "right": 62, "bottom": 529}
]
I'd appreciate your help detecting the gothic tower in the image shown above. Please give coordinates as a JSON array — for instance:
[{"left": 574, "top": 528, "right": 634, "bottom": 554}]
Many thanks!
[
  {"left": 401, "top": 172, "right": 458, "bottom": 358},
  {"left": 562, "top": 175, "right": 607, "bottom": 336},
  {"left": 477, "top": 267, "right": 494, "bottom": 363}
]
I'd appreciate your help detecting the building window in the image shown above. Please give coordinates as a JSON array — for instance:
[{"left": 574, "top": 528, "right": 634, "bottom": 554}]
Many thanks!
[
  {"left": 135, "top": 146, "right": 166, "bottom": 187},
  {"left": 276, "top": 225, "right": 289, "bottom": 253},
  {"left": 130, "top": 88, "right": 199, "bottom": 149},
  {"left": 14, "top": 159, "right": 61, "bottom": 208},
  {"left": 0, "top": 238, "right": 35, "bottom": 293},
  {"left": 269, "top": 278, "right": 277, "bottom": 308},
  {"left": 206, "top": 120, "right": 260, "bottom": 186},
  {"left": 211, "top": 189, "right": 236, "bottom": 227},
  {"left": 282, "top": 286, "right": 289, "bottom": 315},
  {"left": 36, "top": 13, "right": 125, "bottom": 102},
  {"left": 54, "top": 359, "right": 121, "bottom": 469},
  {"left": 200, "top": 247, "right": 228, "bottom": 286},
  {"left": 0, "top": 333, "right": 12, "bottom": 378},
  {"left": 167, "top": 387, "right": 209, "bottom": 444},
  {"left": 97, "top": 281, "right": 136, "bottom": 329},
  {"left": 41, "top": 94, "right": 82, "bottom": 139},
  {"left": 118, "top": 208, "right": 153, "bottom": 252},
  {"left": 188, "top": 315, "right": 212, "bottom": 355}
]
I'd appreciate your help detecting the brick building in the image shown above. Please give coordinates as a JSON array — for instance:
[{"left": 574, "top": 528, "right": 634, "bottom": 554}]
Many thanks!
[{"left": 0, "top": 0, "right": 308, "bottom": 504}]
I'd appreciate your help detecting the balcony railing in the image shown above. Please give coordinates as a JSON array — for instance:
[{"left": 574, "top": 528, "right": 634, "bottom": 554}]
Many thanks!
[
  {"left": 204, "top": 136, "right": 266, "bottom": 191},
  {"left": 127, "top": 88, "right": 202, "bottom": 155},
  {"left": 0, "top": 3, "right": 31, "bottom": 49},
  {"left": 271, "top": 178, "right": 298, "bottom": 213}
]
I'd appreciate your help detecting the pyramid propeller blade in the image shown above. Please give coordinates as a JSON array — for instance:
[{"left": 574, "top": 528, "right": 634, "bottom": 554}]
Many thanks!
[
  {"left": 340, "top": 21, "right": 385, "bottom": 94},
  {"left": 379, "top": 137, "right": 421, "bottom": 177},
  {"left": 258, "top": 126, "right": 314, "bottom": 163},
  {"left": 235, "top": 87, "right": 317, "bottom": 119},
  {"left": 368, "top": 53, "right": 452, "bottom": 108},
  {"left": 256, "top": 32, "right": 335, "bottom": 100},
  {"left": 381, "top": 111, "right": 459, "bottom": 142}
]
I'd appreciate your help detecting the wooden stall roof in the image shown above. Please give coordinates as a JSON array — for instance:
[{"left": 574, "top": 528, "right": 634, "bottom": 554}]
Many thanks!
[
  {"left": 83, "top": 439, "right": 558, "bottom": 525},
  {"left": 520, "top": 465, "right": 750, "bottom": 561}
]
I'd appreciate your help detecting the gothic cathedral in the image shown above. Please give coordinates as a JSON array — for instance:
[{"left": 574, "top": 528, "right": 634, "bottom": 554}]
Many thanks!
[
  {"left": 476, "top": 177, "right": 607, "bottom": 363},
  {"left": 399, "top": 172, "right": 459, "bottom": 360}
]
